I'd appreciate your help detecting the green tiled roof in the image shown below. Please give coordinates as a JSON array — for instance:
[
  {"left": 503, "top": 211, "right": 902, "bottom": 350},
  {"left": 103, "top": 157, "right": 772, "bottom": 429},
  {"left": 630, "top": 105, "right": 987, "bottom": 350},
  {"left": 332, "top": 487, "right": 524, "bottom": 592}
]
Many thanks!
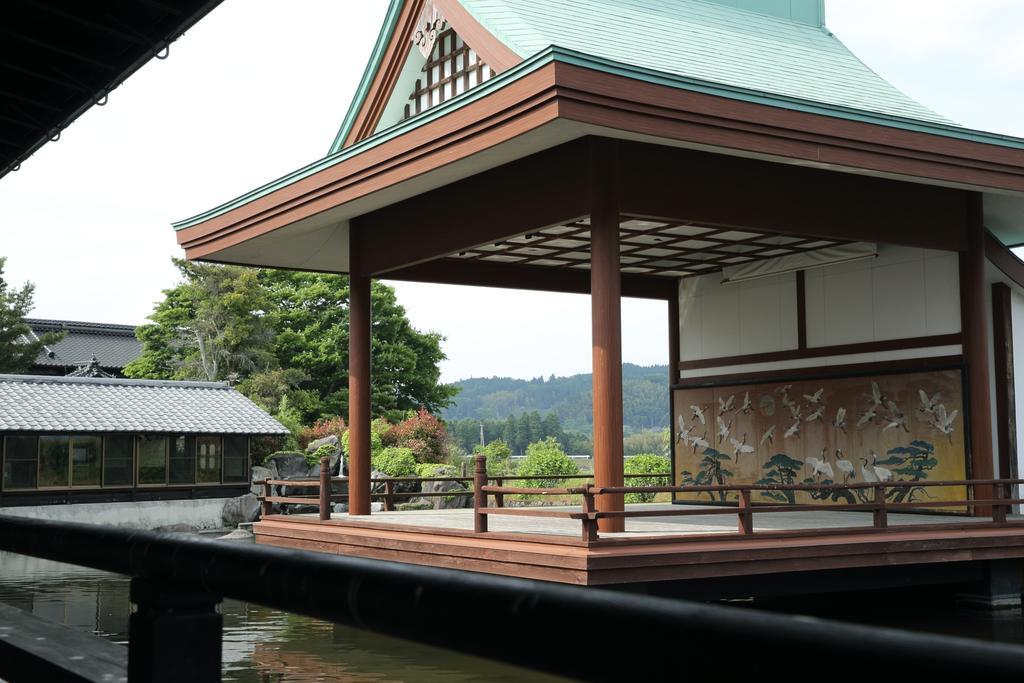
[{"left": 458, "top": 0, "right": 951, "bottom": 125}]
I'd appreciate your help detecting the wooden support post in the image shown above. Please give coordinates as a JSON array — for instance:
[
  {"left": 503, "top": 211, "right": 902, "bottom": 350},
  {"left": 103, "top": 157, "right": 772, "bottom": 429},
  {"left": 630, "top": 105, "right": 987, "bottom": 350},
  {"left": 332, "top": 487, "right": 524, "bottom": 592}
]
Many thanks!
[
  {"left": 260, "top": 479, "right": 272, "bottom": 518},
  {"left": 737, "top": 488, "right": 753, "bottom": 535},
  {"left": 992, "top": 282, "right": 1018, "bottom": 489},
  {"left": 319, "top": 456, "right": 331, "bottom": 521},
  {"left": 668, "top": 291, "right": 680, "bottom": 387},
  {"left": 494, "top": 477, "right": 505, "bottom": 508},
  {"left": 128, "top": 578, "right": 222, "bottom": 683},
  {"left": 961, "top": 193, "right": 995, "bottom": 515},
  {"left": 382, "top": 480, "right": 396, "bottom": 511},
  {"left": 994, "top": 481, "right": 1008, "bottom": 526},
  {"left": 473, "top": 455, "right": 488, "bottom": 533},
  {"left": 590, "top": 138, "right": 625, "bottom": 534},
  {"left": 873, "top": 484, "right": 888, "bottom": 530},
  {"left": 348, "top": 229, "right": 372, "bottom": 516},
  {"left": 581, "top": 488, "right": 599, "bottom": 543}
]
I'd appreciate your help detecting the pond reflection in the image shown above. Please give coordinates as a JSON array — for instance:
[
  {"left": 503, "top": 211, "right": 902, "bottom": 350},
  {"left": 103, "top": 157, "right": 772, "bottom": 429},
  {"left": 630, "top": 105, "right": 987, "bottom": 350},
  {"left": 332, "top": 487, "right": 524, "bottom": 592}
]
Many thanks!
[{"left": 0, "top": 551, "right": 566, "bottom": 682}]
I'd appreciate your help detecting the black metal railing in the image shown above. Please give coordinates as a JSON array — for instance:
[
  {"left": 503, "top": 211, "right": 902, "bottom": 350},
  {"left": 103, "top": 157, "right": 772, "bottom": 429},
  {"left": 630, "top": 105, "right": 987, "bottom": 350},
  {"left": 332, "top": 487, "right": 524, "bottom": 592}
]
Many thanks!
[{"left": 1, "top": 514, "right": 1023, "bottom": 681}]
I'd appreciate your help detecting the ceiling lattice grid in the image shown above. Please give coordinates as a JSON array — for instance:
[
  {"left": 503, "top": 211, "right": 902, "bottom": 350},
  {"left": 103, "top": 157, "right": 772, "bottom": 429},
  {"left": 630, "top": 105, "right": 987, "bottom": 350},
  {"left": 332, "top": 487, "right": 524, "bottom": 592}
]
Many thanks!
[{"left": 446, "top": 216, "right": 848, "bottom": 278}]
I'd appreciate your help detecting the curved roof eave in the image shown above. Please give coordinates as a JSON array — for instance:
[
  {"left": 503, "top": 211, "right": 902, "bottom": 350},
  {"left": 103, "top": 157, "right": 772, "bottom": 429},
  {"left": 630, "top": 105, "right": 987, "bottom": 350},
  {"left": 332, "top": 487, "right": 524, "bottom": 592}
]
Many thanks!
[{"left": 173, "top": 47, "right": 1024, "bottom": 234}]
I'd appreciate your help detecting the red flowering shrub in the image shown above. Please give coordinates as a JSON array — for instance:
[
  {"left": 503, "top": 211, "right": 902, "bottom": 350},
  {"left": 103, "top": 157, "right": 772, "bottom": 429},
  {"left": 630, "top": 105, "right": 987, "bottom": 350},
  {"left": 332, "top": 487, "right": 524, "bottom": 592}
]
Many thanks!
[
  {"left": 390, "top": 408, "right": 447, "bottom": 463},
  {"left": 297, "top": 416, "right": 347, "bottom": 450}
]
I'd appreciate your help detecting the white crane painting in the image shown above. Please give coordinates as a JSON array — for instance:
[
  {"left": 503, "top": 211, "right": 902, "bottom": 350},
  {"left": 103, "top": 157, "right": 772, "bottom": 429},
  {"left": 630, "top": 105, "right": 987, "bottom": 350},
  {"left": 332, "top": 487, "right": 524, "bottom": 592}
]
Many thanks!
[{"left": 673, "top": 368, "right": 966, "bottom": 509}]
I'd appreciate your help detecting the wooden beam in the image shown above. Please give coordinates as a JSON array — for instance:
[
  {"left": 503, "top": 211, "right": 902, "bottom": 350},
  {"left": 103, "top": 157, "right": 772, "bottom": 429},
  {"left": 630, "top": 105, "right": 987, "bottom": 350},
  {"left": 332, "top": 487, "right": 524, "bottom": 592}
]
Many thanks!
[
  {"left": 348, "top": 227, "right": 372, "bottom": 516},
  {"left": 992, "top": 283, "right": 1017, "bottom": 483},
  {"left": 796, "top": 270, "right": 807, "bottom": 350},
  {"left": 589, "top": 138, "right": 625, "bottom": 534},
  {"left": 986, "top": 230, "right": 1024, "bottom": 289},
  {"left": 962, "top": 193, "right": 995, "bottom": 515},
  {"left": 668, "top": 287, "right": 681, "bottom": 385},
  {"left": 356, "top": 140, "right": 589, "bottom": 276},
  {"left": 619, "top": 142, "right": 970, "bottom": 252},
  {"left": 383, "top": 257, "right": 677, "bottom": 299}
]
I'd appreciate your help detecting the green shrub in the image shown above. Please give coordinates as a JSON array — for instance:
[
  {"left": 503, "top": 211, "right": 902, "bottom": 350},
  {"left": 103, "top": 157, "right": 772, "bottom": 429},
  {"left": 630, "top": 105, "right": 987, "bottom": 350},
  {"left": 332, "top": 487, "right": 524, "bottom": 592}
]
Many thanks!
[
  {"left": 517, "top": 437, "right": 579, "bottom": 488},
  {"left": 371, "top": 447, "right": 417, "bottom": 478},
  {"left": 414, "top": 462, "right": 450, "bottom": 478},
  {"left": 623, "top": 454, "right": 671, "bottom": 503},
  {"left": 341, "top": 428, "right": 383, "bottom": 459},
  {"left": 473, "top": 439, "right": 513, "bottom": 475},
  {"left": 306, "top": 443, "right": 336, "bottom": 468}
]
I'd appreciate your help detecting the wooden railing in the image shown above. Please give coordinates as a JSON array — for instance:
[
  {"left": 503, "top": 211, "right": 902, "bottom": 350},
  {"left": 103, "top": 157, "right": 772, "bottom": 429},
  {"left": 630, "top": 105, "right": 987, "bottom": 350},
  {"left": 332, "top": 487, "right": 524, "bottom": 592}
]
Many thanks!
[
  {"left": 476, "top": 466, "right": 1024, "bottom": 543},
  {"left": 257, "top": 455, "right": 669, "bottom": 519},
  {"left": 256, "top": 456, "right": 1022, "bottom": 545}
]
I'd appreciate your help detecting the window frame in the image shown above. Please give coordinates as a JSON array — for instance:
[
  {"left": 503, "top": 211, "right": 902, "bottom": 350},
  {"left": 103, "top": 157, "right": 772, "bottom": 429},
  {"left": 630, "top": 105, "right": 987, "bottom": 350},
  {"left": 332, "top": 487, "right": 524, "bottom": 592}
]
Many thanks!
[
  {"left": 195, "top": 435, "right": 223, "bottom": 485},
  {"left": 135, "top": 434, "right": 170, "bottom": 487},
  {"left": 101, "top": 433, "right": 135, "bottom": 489},
  {"left": 1, "top": 434, "right": 40, "bottom": 491},
  {"left": 68, "top": 434, "right": 103, "bottom": 489}
]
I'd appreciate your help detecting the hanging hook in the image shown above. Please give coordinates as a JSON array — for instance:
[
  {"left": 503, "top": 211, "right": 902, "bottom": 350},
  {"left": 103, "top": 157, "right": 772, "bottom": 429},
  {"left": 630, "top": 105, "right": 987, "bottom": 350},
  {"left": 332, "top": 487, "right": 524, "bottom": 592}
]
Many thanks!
[
  {"left": 95, "top": 93, "right": 108, "bottom": 106},
  {"left": 50, "top": 130, "right": 61, "bottom": 142},
  {"left": 155, "top": 44, "right": 170, "bottom": 60}
]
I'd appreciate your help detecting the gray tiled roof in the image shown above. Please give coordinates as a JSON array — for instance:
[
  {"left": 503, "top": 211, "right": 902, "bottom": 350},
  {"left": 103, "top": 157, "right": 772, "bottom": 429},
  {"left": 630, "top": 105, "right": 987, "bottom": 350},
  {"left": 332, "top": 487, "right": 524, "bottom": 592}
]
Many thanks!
[
  {"left": 0, "top": 375, "right": 289, "bottom": 435},
  {"left": 25, "top": 319, "right": 143, "bottom": 370}
]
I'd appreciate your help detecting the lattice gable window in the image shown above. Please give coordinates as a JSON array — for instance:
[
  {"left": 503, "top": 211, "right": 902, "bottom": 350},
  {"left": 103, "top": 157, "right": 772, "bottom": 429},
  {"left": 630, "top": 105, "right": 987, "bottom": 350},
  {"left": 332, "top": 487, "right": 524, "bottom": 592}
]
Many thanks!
[{"left": 404, "top": 17, "right": 495, "bottom": 120}]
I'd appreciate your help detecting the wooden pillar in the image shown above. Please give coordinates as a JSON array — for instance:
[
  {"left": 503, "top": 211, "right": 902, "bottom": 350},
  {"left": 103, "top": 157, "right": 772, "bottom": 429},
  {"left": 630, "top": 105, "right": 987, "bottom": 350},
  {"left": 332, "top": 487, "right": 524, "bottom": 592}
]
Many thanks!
[
  {"left": 992, "top": 283, "right": 1018, "bottom": 485},
  {"left": 348, "top": 228, "right": 372, "bottom": 516},
  {"left": 668, "top": 290, "right": 680, "bottom": 386},
  {"left": 589, "top": 138, "right": 624, "bottom": 533},
  {"left": 961, "top": 193, "right": 995, "bottom": 514}
]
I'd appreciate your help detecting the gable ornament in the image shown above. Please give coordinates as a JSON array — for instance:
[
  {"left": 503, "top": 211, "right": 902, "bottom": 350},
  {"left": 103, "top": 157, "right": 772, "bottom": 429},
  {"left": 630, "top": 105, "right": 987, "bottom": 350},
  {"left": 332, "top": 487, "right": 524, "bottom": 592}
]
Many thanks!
[{"left": 413, "top": 2, "right": 447, "bottom": 58}]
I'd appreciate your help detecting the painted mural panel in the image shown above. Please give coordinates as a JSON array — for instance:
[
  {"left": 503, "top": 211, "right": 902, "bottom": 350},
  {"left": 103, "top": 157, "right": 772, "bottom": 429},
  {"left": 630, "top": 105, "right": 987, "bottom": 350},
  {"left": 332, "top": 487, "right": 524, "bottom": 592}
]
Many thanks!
[{"left": 672, "top": 368, "right": 968, "bottom": 509}]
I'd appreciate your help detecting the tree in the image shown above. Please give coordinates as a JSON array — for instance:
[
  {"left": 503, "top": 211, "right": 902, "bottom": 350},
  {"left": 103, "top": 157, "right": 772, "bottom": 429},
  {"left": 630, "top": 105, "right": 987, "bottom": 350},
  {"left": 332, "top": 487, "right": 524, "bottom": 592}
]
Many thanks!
[
  {"left": 0, "top": 257, "right": 62, "bottom": 373},
  {"left": 125, "top": 259, "right": 275, "bottom": 381},
  {"left": 623, "top": 454, "right": 671, "bottom": 503},
  {"left": 127, "top": 260, "right": 457, "bottom": 425}
]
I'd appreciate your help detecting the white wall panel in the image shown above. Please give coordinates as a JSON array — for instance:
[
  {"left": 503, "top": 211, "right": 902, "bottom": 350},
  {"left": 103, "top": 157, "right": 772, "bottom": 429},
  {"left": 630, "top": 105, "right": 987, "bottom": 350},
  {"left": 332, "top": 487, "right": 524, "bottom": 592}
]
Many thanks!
[{"left": 678, "top": 272, "right": 797, "bottom": 361}]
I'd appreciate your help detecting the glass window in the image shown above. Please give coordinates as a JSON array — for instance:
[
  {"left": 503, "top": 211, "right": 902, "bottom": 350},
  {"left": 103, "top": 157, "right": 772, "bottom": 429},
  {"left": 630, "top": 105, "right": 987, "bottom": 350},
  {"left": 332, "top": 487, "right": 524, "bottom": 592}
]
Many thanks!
[
  {"left": 169, "top": 436, "right": 195, "bottom": 485},
  {"left": 3, "top": 436, "right": 38, "bottom": 489},
  {"left": 38, "top": 436, "right": 70, "bottom": 488},
  {"left": 196, "top": 437, "right": 222, "bottom": 484},
  {"left": 222, "top": 436, "right": 248, "bottom": 483},
  {"left": 137, "top": 436, "right": 167, "bottom": 485},
  {"left": 103, "top": 435, "right": 134, "bottom": 487},
  {"left": 70, "top": 435, "right": 102, "bottom": 487}
]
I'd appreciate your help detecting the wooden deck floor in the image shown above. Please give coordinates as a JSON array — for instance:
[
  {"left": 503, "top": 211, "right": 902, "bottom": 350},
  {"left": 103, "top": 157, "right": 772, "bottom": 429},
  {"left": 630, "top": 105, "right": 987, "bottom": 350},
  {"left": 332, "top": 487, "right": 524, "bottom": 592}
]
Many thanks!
[{"left": 254, "top": 505, "right": 1024, "bottom": 586}]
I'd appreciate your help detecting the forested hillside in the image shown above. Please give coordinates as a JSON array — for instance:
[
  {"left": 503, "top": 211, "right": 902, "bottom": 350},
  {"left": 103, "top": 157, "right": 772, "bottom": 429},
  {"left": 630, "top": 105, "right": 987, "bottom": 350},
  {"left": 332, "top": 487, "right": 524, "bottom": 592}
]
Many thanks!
[{"left": 443, "top": 364, "right": 670, "bottom": 434}]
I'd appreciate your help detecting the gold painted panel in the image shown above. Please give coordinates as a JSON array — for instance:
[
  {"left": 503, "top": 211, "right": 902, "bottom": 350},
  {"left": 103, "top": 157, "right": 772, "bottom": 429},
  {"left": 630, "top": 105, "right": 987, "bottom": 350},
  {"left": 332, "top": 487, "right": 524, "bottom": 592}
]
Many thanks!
[{"left": 672, "top": 368, "right": 968, "bottom": 509}]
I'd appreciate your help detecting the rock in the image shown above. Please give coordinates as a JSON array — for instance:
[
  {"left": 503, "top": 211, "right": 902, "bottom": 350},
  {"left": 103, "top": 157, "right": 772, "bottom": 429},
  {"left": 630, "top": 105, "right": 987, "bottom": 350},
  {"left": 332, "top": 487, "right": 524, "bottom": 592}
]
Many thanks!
[
  {"left": 371, "top": 502, "right": 384, "bottom": 513},
  {"left": 397, "top": 501, "right": 433, "bottom": 511},
  {"left": 332, "top": 503, "right": 349, "bottom": 513},
  {"left": 419, "top": 478, "right": 472, "bottom": 509},
  {"left": 251, "top": 465, "right": 274, "bottom": 497},
  {"left": 218, "top": 528, "right": 255, "bottom": 543},
  {"left": 306, "top": 435, "right": 340, "bottom": 453},
  {"left": 266, "top": 452, "right": 309, "bottom": 479},
  {"left": 222, "top": 493, "right": 261, "bottom": 525}
]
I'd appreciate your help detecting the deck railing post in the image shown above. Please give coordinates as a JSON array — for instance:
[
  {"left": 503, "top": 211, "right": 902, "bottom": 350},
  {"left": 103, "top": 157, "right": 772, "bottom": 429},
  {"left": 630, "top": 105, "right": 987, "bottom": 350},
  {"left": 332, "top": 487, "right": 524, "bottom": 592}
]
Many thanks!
[
  {"left": 581, "top": 487, "right": 599, "bottom": 542},
  {"left": 319, "top": 457, "right": 331, "bottom": 521},
  {"left": 993, "top": 480, "right": 1008, "bottom": 526},
  {"left": 128, "top": 578, "right": 222, "bottom": 683},
  {"left": 383, "top": 480, "right": 396, "bottom": 511},
  {"left": 494, "top": 477, "right": 505, "bottom": 508},
  {"left": 738, "top": 488, "right": 753, "bottom": 535},
  {"left": 474, "top": 455, "right": 488, "bottom": 533},
  {"left": 873, "top": 484, "right": 888, "bottom": 529},
  {"left": 261, "top": 478, "right": 272, "bottom": 518}
]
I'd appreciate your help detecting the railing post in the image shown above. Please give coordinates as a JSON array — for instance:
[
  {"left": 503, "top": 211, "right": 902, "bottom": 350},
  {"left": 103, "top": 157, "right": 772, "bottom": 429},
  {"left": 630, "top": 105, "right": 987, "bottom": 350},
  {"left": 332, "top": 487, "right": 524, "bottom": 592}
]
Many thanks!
[
  {"left": 128, "top": 578, "right": 222, "bottom": 683},
  {"left": 993, "top": 480, "right": 1008, "bottom": 526},
  {"left": 494, "top": 476, "right": 505, "bottom": 508},
  {"left": 319, "top": 456, "right": 331, "bottom": 521},
  {"left": 738, "top": 488, "right": 753, "bottom": 535},
  {"left": 384, "top": 480, "right": 396, "bottom": 511},
  {"left": 474, "top": 455, "right": 488, "bottom": 533},
  {"left": 581, "top": 487, "right": 599, "bottom": 542},
  {"left": 873, "top": 484, "right": 888, "bottom": 529},
  {"left": 261, "top": 478, "right": 272, "bottom": 518}
]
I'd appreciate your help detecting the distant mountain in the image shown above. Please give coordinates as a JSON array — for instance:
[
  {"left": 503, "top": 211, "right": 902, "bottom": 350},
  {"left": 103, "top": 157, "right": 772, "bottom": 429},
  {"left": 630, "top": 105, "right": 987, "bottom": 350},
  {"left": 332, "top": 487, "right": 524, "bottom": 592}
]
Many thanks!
[{"left": 443, "top": 364, "right": 671, "bottom": 434}]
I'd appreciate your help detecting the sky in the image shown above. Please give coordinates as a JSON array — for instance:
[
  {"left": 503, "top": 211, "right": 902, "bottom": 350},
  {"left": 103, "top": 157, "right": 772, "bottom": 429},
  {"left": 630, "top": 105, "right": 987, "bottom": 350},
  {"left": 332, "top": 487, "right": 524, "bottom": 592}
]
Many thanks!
[{"left": 1, "top": 0, "right": 1022, "bottom": 383}]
